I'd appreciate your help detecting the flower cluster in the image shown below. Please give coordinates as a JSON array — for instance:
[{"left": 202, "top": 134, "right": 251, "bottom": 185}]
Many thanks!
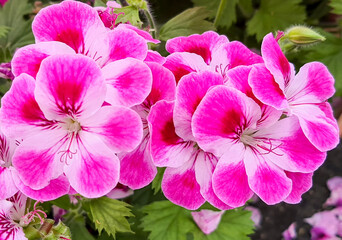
[{"left": 0, "top": 0, "right": 339, "bottom": 216}]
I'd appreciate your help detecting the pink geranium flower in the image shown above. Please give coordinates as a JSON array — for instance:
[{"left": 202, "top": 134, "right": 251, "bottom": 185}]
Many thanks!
[
  {"left": 0, "top": 130, "right": 18, "bottom": 199},
  {"left": 148, "top": 100, "right": 231, "bottom": 210},
  {"left": 163, "top": 31, "right": 262, "bottom": 82},
  {"left": 118, "top": 62, "right": 176, "bottom": 189},
  {"left": 0, "top": 193, "right": 47, "bottom": 240},
  {"left": 249, "top": 33, "right": 339, "bottom": 151},
  {"left": 192, "top": 85, "right": 325, "bottom": 207},
  {"left": 12, "top": 1, "right": 154, "bottom": 108},
  {"left": 0, "top": 54, "right": 143, "bottom": 198}
]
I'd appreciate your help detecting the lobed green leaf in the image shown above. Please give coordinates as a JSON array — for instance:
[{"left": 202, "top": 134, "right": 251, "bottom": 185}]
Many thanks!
[{"left": 159, "top": 7, "right": 215, "bottom": 41}]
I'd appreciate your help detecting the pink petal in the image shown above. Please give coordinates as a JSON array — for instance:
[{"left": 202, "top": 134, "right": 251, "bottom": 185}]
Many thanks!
[
  {"left": 82, "top": 105, "right": 143, "bottom": 153},
  {"left": 11, "top": 42, "right": 75, "bottom": 78},
  {"left": 12, "top": 170, "right": 70, "bottom": 201},
  {"left": 166, "top": 31, "right": 229, "bottom": 64},
  {"left": 0, "top": 168, "right": 17, "bottom": 199},
  {"left": 12, "top": 129, "right": 66, "bottom": 190},
  {"left": 191, "top": 210, "right": 225, "bottom": 235},
  {"left": 248, "top": 64, "right": 288, "bottom": 110},
  {"left": 194, "top": 151, "right": 232, "bottom": 210},
  {"left": 282, "top": 223, "right": 297, "bottom": 240},
  {"left": 0, "top": 132, "right": 18, "bottom": 199},
  {"left": 107, "top": 184, "right": 134, "bottom": 199},
  {"left": 35, "top": 54, "right": 106, "bottom": 120},
  {"left": 192, "top": 85, "right": 261, "bottom": 156},
  {"left": 244, "top": 148, "right": 292, "bottom": 205},
  {"left": 292, "top": 104, "right": 339, "bottom": 151},
  {"left": 116, "top": 24, "right": 160, "bottom": 44},
  {"left": 261, "top": 33, "right": 295, "bottom": 90},
  {"left": 305, "top": 210, "right": 340, "bottom": 238},
  {"left": 0, "top": 201, "right": 26, "bottom": 240},
  {"left": 144, "top": 50, "right": 166, "bottom": 64},
  {"left": 118, "top": 138, "right": 157, "bottom": 189},
  {"left": 101, "top": 58, "right": 152, "bottom": 107},
  {"left": 0, "top": 74, "right": 53, "bottom": 139},
  {"left": 210, "top": 41, "right": 263, "bottom": 73},
  {"left": 162, "top": 159, "right": 205, "bottom": 210},
  {"left": 286, "top": 62, "right": 335, "bottom": 104},
  {"left": 98, "top": 28, "right": 148, "bottom": 66},
  {"left": 174, "top": 71, "right": 223, "bottom": 141},
  {"left": 148, "top": 100, "right": 195, "bottom": 167},
  {"left": 64, "top": 132, "right": 120, "bottom": 198},
  {"left": 245, "top": 206, "right": 262, "bottom": 228},
  {"left": 254, "top": 116, "right": 326, "bottom": 173},
  {"left": 144, "top": 62, "right": 176, "bottom": 107},
  {"left": 33, "top": 1, "right": 107, "bottom": 53},
  {"left": 212, "top": 144, "right": 253, "bottom": 207},
  {"left": 225, "top": 65, "right": 282, "bottom": 128},
  {"left": 284, "top": 172, "right": 313, "bottom": 204},
  {"left": 163, "top": 52, "right": 208, "bottom": 83},
  {"left": 327, "top": 176, "right": 342, "bottom": 191}
]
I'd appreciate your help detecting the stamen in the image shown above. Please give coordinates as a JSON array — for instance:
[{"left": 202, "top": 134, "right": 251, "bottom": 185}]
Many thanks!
[
  {"left": 275, "top": 31, "right": 285, "bottom": 42},
  {"left": 21, "top": 201, "right": 47, "bottom": 226}
]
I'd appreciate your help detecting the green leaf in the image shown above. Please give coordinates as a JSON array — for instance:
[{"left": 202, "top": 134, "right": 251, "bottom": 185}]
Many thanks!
[
  {"left": 246, "top": 0, "right": 306, "bottom": 41},
  {"left": 65, "top": 214, "right": 95, "bottom": 240},
  {"left": 301, "top": 31, "right": 342, "bottom": 96},
  {"left": 192, "top": 209, "right": 254, "bottom": 240},
  {"left": 89, "top": 197, "right": 134, "bottom": 238},
  {"left": 51, "top": 195, "right": 72, "bottom": 210},
  {"left": 0, "top": 0, "right": 34, "bottom": 52},
  {"left": 114, "top": 6, "right": 142, "bottom": 27},
  {"left": 141, "top": 201, "right": 254, "bottom": 240},
  {"left": 94, "top": 0, "right": 107, "bottom": 7},
  {"left": 330, "top": 0, "right": 342, "bottom": 14},
  {"left": 151, "top": 167, "right": 165, "bottom": 194},
  {"left": 0, "top": 26, "right": 10, "bottom": 39},
  {"left": 141, "top": 201, "right": 197, "bottom": 240},
  {"left": 192, "top": 0, "right": 238, "bottom": 29},
  {"left": 159, "top": 7, "right": 215, "bottom": 41}
]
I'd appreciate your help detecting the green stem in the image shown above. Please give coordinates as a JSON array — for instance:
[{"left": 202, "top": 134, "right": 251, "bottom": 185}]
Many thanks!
[
  {"left": 144, "top": 8, "right": 157, "bottom": 39},
  {"left": 214, "top": 0, "right": 227, "bottom": 28}
]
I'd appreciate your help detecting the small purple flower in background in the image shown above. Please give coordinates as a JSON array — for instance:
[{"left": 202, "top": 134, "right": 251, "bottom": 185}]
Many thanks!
[
  {"left": 282, "top": 223, "right": 297, "bottom": 240},
  {"left": 0, "top": 62, "right": 14, "bottom": 80},
  {"left": 191, "top": 209, "right": 225, "bottom": 235},
  {"left": 305, "top": 207, "right": 342, "bottom": 240},
  {"left": 0, "top": 0, "right": 8, "bottom": 7},
  {"left": 325, "top": 177, "right": 342, "bottom": 207},
  {"left": 245, "top": 206, "right": 262, "bottom": 228}
]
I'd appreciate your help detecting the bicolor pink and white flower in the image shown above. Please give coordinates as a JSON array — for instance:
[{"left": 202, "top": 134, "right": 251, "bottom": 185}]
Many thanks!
[
  {"left": 192, "top": 85, "right": 325, "bottom": 207},
  {"left": 11, "top": 1, "right": 154, "bottom": 108},
  {"left": 0, "top": 193, "right": 47, "bottom": 240},
  {"left": 163, "top": 31, "right": 262, "bottom": 82},
  {"left": 148, "top": 100, "right": 231, "bottom": 210},
  {"left": 249, "top": 32, "right": 339, "bottom": 151},
  {"left": 118, "top": 62, "right": 176, "bottom": 189},
  {"left": 0, "top": 130, "right": 18, "bottom": 199},
  {"left": 0, "top": 54, "right": 143, "bottom": 199}
]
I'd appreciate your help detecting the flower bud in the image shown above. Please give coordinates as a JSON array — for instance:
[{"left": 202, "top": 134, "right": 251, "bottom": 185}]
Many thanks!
[{"left": 285, "top": 26, "right": 325, "bottom": 45}]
